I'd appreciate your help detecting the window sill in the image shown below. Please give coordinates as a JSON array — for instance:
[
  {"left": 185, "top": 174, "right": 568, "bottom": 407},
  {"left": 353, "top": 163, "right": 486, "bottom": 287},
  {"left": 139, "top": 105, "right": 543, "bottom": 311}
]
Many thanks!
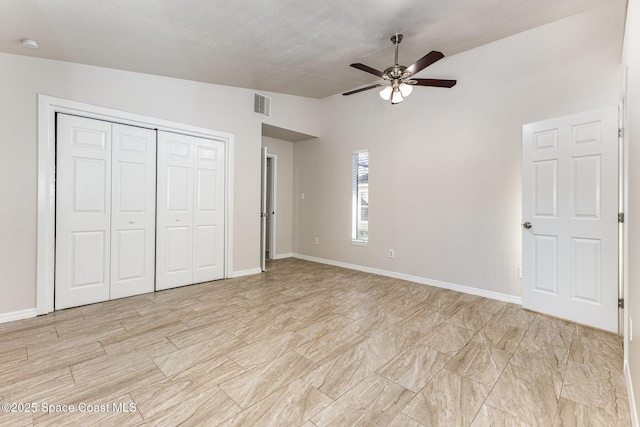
[{"left": 351, "top": 240, "right": 368, "bottom": 247}]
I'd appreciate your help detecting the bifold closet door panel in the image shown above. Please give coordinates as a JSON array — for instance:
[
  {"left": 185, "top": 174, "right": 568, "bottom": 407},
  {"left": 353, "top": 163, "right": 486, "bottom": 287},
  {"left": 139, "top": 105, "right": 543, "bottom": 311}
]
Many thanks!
[
  {"left": 156, "top": 131, "right": 195, "bottom": 290},
  {"left": 110, "top": 124, "right": 157, "bottom": 299},
  {"left": 156, "top": 131, "right": 225, "bottom": 290},
  {"left": 55, "top": 114, "right": 112, "bottom": 309},
  {"left": 193, "top": 138, "right": 225, "bottom": 283}
]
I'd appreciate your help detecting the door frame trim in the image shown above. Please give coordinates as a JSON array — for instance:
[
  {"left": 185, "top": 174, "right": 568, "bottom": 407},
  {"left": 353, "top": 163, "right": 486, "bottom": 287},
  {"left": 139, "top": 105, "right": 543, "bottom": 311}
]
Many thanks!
[{"left": 36, "top": 94, "right": 235, "bottom": 314}]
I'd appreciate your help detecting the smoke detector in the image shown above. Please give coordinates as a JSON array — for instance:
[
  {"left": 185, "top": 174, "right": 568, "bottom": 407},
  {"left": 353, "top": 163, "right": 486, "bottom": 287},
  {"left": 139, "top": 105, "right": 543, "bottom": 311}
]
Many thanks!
[{"left": 22, "top": 39, "right": 39, "bottom": 49}]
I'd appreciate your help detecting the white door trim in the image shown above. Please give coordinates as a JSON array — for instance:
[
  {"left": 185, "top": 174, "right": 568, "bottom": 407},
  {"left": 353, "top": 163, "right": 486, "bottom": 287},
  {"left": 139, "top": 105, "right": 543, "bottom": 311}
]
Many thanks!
[{"left": 37, "top": 94, "right": 235, "bottom": 315}]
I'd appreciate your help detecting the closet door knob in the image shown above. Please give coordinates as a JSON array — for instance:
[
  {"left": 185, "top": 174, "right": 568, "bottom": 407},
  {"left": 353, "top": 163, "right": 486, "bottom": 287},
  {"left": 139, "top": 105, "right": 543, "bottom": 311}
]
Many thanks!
[
  {"left": 129, "top": 220, "right": 135, "bottom": 224},
  {"left": 176, "top": 218, "right": 181, "bottom": 222}
]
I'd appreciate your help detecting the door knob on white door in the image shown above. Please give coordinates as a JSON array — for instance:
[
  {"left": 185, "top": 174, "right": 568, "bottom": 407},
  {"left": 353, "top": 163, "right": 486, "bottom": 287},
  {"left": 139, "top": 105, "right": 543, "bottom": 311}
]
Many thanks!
[
  {"left": 129, "top": 220, "right": 135, "bottom": 224},
  {"left": 176, "top": 218, "right": 181, "bottom": 222},
  {"left": 522, "top": 222, "right": 532, "bottom": 229}
]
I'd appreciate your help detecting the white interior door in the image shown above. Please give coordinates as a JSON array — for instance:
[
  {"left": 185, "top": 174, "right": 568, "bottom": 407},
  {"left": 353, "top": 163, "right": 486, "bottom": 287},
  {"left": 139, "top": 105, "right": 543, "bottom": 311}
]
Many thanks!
[
  {"left": 522, "top": 106, "right": 619, "bottom": 332},
  {"left": 156, "top": 132, "right": 194, "bottom": 290},
  {"left": 110, "top": 124, "right": 157, "bottom": 299},
  {"left": 55, "top": 114, "right": 112, "bottom": 309},
  {"left": 260, "top": 147, "right": 267, "bottom": 271},
  {"left": 193, "top": 137, "right": 225, "bottom": 283},
  {"left": 157, "top": 131, "right": 225, "bottom": 290}
]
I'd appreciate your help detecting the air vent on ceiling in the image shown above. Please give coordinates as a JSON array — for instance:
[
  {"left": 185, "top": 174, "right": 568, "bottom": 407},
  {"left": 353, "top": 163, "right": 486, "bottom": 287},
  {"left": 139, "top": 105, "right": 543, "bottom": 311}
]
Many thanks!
[{"left": 254, "top": 93, "right": 271, "bottom": 116}]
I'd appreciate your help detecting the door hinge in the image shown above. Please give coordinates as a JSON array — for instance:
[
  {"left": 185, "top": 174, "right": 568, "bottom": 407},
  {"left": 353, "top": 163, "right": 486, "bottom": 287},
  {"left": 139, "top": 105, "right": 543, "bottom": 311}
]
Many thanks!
[
  {"left": 619, "top": 128, "right": 624, "bottom": 138},
  {"left": 619, "top": 213, "right": 624, "bottom": 223},
  {"left": 619, "top": 298, "right": 624, "bottom": 309}
]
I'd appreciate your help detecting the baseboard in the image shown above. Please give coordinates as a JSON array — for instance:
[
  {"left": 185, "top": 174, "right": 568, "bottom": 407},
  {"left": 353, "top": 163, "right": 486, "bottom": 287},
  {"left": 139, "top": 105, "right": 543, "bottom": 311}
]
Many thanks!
[
  {"left": 0, "top": 308, "right": 37, "bottom": 324},
  {"left": 273, "top": 253, "right": 293, "bottom": 260},
  {"left": 231, "top": 267, "right": 262, "bottom": 278},
  {"left": 627, "top": 361, "right": 639, "bottom": 427},
  {"left": 292, "top": 253, "right": 522, "bottom": 305}
]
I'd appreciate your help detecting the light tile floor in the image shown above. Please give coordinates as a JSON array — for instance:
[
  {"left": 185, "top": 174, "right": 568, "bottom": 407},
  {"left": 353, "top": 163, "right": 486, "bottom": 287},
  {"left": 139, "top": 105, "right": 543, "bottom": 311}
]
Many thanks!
[{"left": 0, "top": 258, "right": 631, "bottom": 426}]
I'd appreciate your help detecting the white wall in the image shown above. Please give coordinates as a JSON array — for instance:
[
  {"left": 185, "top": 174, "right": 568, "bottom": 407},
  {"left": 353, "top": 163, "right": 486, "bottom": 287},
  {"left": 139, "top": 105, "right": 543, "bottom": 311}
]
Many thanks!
[
  {"left": 294, "top": 1, "right": 625, "bottom": 298},
  {"left": 262, "top": 136, "right": 294, "bottom": 257},
  {"left": 622, "top": 0, "right": 640, "bottom": 421},
  {"left": 0, "top": 53, "right": 320, "bottom": 316}
]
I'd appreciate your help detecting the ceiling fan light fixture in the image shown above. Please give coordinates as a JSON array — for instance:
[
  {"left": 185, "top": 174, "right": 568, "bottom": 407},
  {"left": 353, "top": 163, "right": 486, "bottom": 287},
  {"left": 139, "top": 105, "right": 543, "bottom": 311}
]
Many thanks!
[
  {"left": 399, "top": 82, "right": 413, "bottom": 97},
  {"left": 379, "top": 86, "right": 393, "bottom": 101},
  {"left": 343, "top": 34, "right": 456, "bottom": 100},
  {"left": 390, "top": 88, "right": 404, "bottom": 104}
]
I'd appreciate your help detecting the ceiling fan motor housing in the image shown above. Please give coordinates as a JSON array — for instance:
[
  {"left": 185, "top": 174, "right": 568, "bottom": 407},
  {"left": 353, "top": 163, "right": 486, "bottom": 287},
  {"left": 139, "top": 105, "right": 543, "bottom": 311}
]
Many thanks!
[{"left": 384, "top": 65, "right": 407, "bottom": 80}]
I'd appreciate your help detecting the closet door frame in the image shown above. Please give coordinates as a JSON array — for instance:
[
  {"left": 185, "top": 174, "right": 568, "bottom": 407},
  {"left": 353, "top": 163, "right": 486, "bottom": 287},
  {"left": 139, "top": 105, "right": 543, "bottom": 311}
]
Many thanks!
[{"left": 36, "top": 95, "right": 235, "bottom": 315}]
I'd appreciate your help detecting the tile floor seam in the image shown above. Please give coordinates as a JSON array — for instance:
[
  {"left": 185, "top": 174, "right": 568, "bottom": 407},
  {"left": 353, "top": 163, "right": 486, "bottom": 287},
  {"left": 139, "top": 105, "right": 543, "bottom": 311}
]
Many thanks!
[
  {"left": 552, "top": 315, "right": 577, "bottom": 426},
  {"left": 467, "top": 308, "right": 538, "bottom": 426}
]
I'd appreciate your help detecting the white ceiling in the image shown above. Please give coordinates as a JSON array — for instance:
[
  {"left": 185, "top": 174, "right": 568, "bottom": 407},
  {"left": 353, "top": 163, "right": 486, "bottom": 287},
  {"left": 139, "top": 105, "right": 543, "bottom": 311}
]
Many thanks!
[{"left": 0, "top": 0, "right": 619, "bottom": 99}]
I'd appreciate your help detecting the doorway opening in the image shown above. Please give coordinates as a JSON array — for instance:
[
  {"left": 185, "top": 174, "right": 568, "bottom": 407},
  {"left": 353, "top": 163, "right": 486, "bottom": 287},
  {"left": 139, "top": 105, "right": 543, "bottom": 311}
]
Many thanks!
[
  {"left": 260, "top": 149, "right": 277, "bottom": 271},
  {"left": 266, "top": 156, "right": 276, "bottom": 260}
]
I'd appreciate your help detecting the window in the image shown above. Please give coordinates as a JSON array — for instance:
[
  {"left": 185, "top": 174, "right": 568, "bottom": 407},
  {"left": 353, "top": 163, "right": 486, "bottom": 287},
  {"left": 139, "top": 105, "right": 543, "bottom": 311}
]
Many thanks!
[{"left": 352, "top": 150, "right": 369, "bottom": 244}]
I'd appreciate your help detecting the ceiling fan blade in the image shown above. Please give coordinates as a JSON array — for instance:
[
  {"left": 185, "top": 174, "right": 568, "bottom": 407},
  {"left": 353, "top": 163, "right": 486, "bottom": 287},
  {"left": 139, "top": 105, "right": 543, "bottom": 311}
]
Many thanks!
[
  {"left": 404, "top": 51, "right": 445, "bottom": 76},
  {"left": 342, "top": 84, "right": 384, "bottom": 96},
  {"left": 350, "top": 63, "right": 385, "bottom": 78},
  {"left": 412, "top": 78, "right": 457, "bottom": 88}
]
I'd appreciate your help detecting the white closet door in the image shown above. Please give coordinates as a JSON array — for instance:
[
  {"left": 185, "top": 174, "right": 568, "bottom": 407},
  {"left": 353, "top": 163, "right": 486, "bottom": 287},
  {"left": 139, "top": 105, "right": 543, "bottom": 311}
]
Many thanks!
[
  {"left": 110, "top": 124, "right": 157, "bottom": 299},
  {"left": 156, "top": 132, "right": 225, "bottom": 290},
  {"left": 193, "top": 137, "right": 225, "bottom": 283},
  {"left": 55, "top": 114, "right": 112, "bottom": 309},
  {"left": 156, "top": 131, "right": 195, "bottom": 290}
]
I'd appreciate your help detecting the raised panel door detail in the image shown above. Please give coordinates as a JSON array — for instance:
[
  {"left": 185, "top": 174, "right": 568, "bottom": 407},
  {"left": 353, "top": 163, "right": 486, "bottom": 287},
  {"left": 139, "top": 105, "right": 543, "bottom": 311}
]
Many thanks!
[
  {"left": 168, "top": 141, "right": 191, "bottom": 158},
  {"left": 195, "top": 225, "right": 216, "bottom": 269},
  {"left": 166, "top": 227, "right": 190, "bottom": 273},
  {"left": 72, "top": 127, "right": 107, "bottom": 150},
  {"left": 167, "top": 166, "right": 191, "bottom": 212},
  {"left": 571, "top": 155, "right": 601, "bottom": 219},
  {"left": 74, "top": 158, "right": 107, "bottom": 212},
  {"left": 196, "top": 169, "right": 217, "bottom": 212},
  {"left": 572, "top": 121, "right": 601, "bottom": 145},
  {"left": 533, "top": 129, "right": 558, "bottom": 151},
  {"left": 198, "top": 146, "right": 217, "bottom": 161},
  {"left": 71, "top": 231, "right": 106, "bottom": 288},
  {"left": 571, "top": 238, "right": 601, "bottom": 303},
  {"left": 119, "top": 135, "right": 147, "bottom": 154},
  {"left": 113, "top": 229, "right": 146, "bottom": 281},
  {"left": 117, "top": 162, "right": 147, "bottom": 213},
  {"left": 533, "top": 160, "right": 557, "bottom": 218},
  {"left": 533, "top": 235, "right": 557, "bottom": 295}
]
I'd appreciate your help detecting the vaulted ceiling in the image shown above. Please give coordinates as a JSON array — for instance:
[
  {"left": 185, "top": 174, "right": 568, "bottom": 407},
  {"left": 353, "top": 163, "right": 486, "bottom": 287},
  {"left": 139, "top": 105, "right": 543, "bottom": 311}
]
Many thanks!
[{"left": 0, "top": 0, "right": 621, "bottom": 98}]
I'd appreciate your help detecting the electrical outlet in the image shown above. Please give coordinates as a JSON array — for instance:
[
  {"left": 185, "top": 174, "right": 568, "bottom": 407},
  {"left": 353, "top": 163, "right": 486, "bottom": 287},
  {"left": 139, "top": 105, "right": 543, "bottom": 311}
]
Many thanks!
[
  {"left": 301, "top": 193, "right": 305, "bottom": 200},
  {"left": 517, "top": 267, "right": 522, "bottom": 279},
  {"left": 388, "top": 249, "right": 395, "bottom": 258},
  {"left": 314, "top": 237, "right": 319, "bottom": 245}
]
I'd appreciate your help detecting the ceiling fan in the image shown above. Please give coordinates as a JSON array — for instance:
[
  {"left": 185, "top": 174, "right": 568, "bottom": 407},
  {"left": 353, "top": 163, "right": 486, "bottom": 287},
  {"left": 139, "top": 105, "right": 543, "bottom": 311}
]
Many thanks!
[{"left": 343, "top": 33, "right": 456, "bottom": 104}]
